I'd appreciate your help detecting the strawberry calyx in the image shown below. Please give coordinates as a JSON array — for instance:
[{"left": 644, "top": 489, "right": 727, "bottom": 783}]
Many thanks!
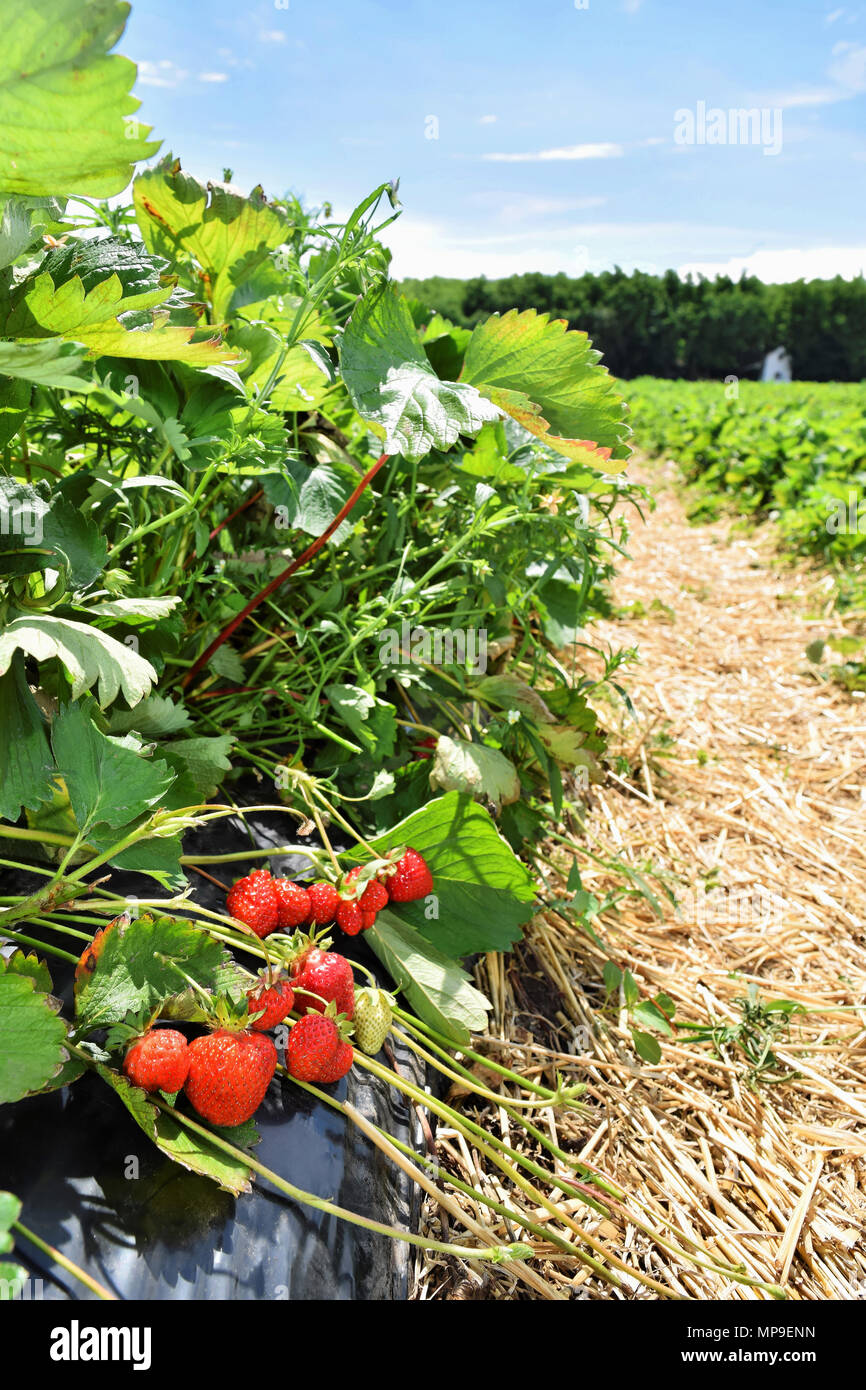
[
  {"left": 103, "top": 1005, "right": 162, "bottom": 1053},
  {"left": 201, "top": 990, "right": 256, "bottom": 1035}
]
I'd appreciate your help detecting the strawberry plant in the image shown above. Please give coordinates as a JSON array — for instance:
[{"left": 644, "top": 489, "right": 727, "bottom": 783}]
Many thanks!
[{"left": 5, "top": 0, "right": 791, "bottom": 1299}]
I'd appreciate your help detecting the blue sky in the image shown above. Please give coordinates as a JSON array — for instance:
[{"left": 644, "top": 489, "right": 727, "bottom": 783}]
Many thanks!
[{"left": 123, "top": 0, "right": 866, "bottom": 282}]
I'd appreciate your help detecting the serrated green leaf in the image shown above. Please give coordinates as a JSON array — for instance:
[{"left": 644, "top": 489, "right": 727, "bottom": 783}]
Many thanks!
[
  {"left": 0, "top": 0, "right": 160, "bottom": 197},
  {"left": 4, "top": 239, "right": 233, "bottom": 364},
  {"left": 262, "top": 456, "right": 368, "bottom": 544},
  {"left": 1, "top": 950, "right": 52, "bottom": 995},
  {"left": 160, "top": 735, "right": 233, "bottom": 798},
  {"left": 83, "top": 596, "right": 181, "bottom": 623},
  {"left": 473, "top": 673, "right": 555, "bottom": 724},
  {"left": 52, "top": 700, "right": 175, "bottom": 834},
  {"left": 0, "top": 614, "right": 157, "bottom": 706},
  {"left": 231, "top": 319, "right": 334, "bottom": 413},
  {"left": 0, "top": 477, "right": 107, "bottom": 586},
  {"left": 97, "top": 1066, "right": 253, "bottom": 1195},
  {"left": 133, "top": 158, "right": 290, "bottom": 321},
  {"left": 460, "top": 309, "right": 631, "bottom": 467},
  {"left": 368, "top": 912, "right": 490, "bottom": 1042},
  {"left": 75, "top": 913, "right": 225, "bottom": 1033},
  {"left": 0, "top": 653, "right": 55, "bottom": 821},
  {"left": 340, "top": 284, "right": 501, "bottom": 462},
  {"left": 107, "top": 694, "right": 191, "bottom": 739},
  {"left": 208, "top": 644, "right": 244, "bottom": 683},
  {"left": 0, "top": 972, "right": 67, "bottom": 1103},
  {"left": 428, "top": 735, "right": 520, "bottom": 811},
  {"left": 0, "top": 195, "right": 65, "bottom": 270}
]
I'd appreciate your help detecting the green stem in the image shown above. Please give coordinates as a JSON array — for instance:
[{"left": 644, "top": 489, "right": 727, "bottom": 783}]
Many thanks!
[
  {"left": 0, "top": 927, "right": 77, "bottom": 963},
  {"left": 148, "top": 1093, "right": 525, "bottom": 1264},
  {"left": 12, "top": 1220, "right": 117, "bottom": 1301}
]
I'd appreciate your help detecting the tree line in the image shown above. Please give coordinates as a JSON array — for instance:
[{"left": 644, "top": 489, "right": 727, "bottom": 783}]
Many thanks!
[{"left": 399, "top": 269, "right": 866, "bottom": 381}]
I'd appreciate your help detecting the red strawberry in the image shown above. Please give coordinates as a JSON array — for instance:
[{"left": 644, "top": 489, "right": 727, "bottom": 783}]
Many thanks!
[
  {"left": 226, "top": 870, "right": 279, "bottom": 938},
  {"left": 344, "top": 868, "right": 389, "bottom": 913},
  {"left": 386, "top": 848, "right": 433, "bottom": 903},
  {"left": 306, "top": 882, "right": 340, "bottom": 925},
  {"left": 273, "top": 879, "right": 311, "bottom": 930},
  {"left": 335, "top": 900, "right": 364, "bottom": 936},
  {"left": 123, "top": 1028, "right": 190, "bottom": 1094},
  {"left": 360, "top": 909, "right": 378, "bottom": 931},
  {"left": 285, "top": 1014, "right": 340, "bottom": 1082},
  {"left": 291, "top": 948, "right": 355, "bottom": 1019},
  {"left": 246, "top": 975, "right": 295, "bottom": 1032},
  {"left": 185, "top": 1030, "right": 277, "bottom": 1127},
  {"left": 318, "top": 1041, "right": 354, "bottom": 1084}
]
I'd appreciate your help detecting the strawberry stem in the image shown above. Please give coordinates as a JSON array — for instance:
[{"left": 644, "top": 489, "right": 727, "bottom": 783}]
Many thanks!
[
  {"left": 12, "top": 1219, "right": 118, "bottom": 1301},
  {"left": 148, "top": 1092, "right": 531, "bottom": 1264},
  {"left": 181, "top": 452, "right": 391, "bottom": 689}
]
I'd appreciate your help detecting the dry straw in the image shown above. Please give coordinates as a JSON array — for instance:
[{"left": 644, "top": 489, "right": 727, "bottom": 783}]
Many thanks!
[{"left": 412, "top": 460, "right": 866, "bottom": 1301}]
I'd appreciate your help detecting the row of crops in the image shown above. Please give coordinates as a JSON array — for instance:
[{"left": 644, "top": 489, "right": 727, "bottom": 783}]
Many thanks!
[{"left": 627, "top": 379, "right": 866, "bottom": 601}]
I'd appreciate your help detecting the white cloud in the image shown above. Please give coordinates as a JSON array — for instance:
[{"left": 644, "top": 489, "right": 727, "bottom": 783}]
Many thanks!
[
  {"left": 199, "top": 72, "right": 229, "bottom": 83},
  {"left": 496, "top": 195, "right": 607, "bottom": 219},
  {"left": 259, "top": 29, "right": 286, "bottom": 43},
  {"left": 623, "top": 0, "right": 643, "bottom": 11},
  {"left": 766, "top": 86, "right": 840, "bottom": 107},
  {"left": 382, "top": 214, "right": 749, "bottom": 279},
  {"left": 828, "top": 41, "right": 866, "bottom": 90},
  {"left": 763, "top": 39, "right": 866, "bottom": 107},
  {"left": 138, "top": 59, "right": 188, "bottom": 88},
  {"left": 479, "top": 114, "right": 497, "bottom": 124},
  {"left": 825, "top": 6, "right": 845, "bottom": 21},
  {"left": 677, "top": 246, "right": 866, "bottom": 282},
  {"left": 483, "top": 142, "right": 623, "bottom": 162}
]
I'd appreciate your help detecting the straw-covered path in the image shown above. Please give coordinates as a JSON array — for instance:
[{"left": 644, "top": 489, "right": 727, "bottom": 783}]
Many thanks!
[{"left": 416, "top": 458, "right": 866, "bottom": 1301}]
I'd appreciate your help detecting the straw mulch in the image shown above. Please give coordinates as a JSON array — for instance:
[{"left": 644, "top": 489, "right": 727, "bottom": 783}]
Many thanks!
[{"left": 412, "top": 458, "right": 866, "bottom": 1301}]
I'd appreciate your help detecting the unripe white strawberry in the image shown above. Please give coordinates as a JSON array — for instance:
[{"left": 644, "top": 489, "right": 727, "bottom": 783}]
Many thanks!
[{"left": 352, "top": 987, "right": 393, "bottom": 1054}]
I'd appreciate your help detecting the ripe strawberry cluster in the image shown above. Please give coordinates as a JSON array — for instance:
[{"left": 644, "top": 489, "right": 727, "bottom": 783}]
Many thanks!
[
  {"left": 119, "top": 940, "right": 395, "bottom": 1125},
  {"left": 224, "top": 847, "right": 433, "bottom": 941}
]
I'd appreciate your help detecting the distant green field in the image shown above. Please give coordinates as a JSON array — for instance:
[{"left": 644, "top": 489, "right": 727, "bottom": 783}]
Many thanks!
[{"left": 627, "top": 380, "right": 866, "bottom": 593}]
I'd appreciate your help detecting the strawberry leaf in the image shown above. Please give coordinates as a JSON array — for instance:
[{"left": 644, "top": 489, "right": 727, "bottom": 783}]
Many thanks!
[
  {"left": 133, "top": 157, "right": 290, "bottom": 321},
  {"left": 340, "top": 284, "right": 501, "bottom": 462},
  {"left": 0, "top": 614, "right": 157, "bottom": 706},
  {"left": 1, "top": 949, "right": 52, "bottom": 996},
  {"left": 74, "top": 913, "right": 226, "bottom": 1034},
  {"left": 364, "top": 791, "right": 535, "bottom": 957},
  {"left": 460, "top": 309, "right": 631, "bottom": 469},
  {"left": 0, "top": 654, "right": 55, "bottom": 822},
  {"left": 97, "top": 1067, "right": 253, "bottom": 1196},
  {"left": 0, "top": 0, "right": 160, "bottom": 197},
  {"left": 428, "top": 735, "right": 521, "bottom": 811},
  {"left": 0, "top": 969, "right": 68, "bottom": 1103},
  {"left": 52, "top": 699, "right": 175, "bottom": 835},
  {"left": 367, "top": 912, "right": 490, "bottom": 1043},
  {"left": 3, "top": 240, "right": 233, "bottom": 364}
]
